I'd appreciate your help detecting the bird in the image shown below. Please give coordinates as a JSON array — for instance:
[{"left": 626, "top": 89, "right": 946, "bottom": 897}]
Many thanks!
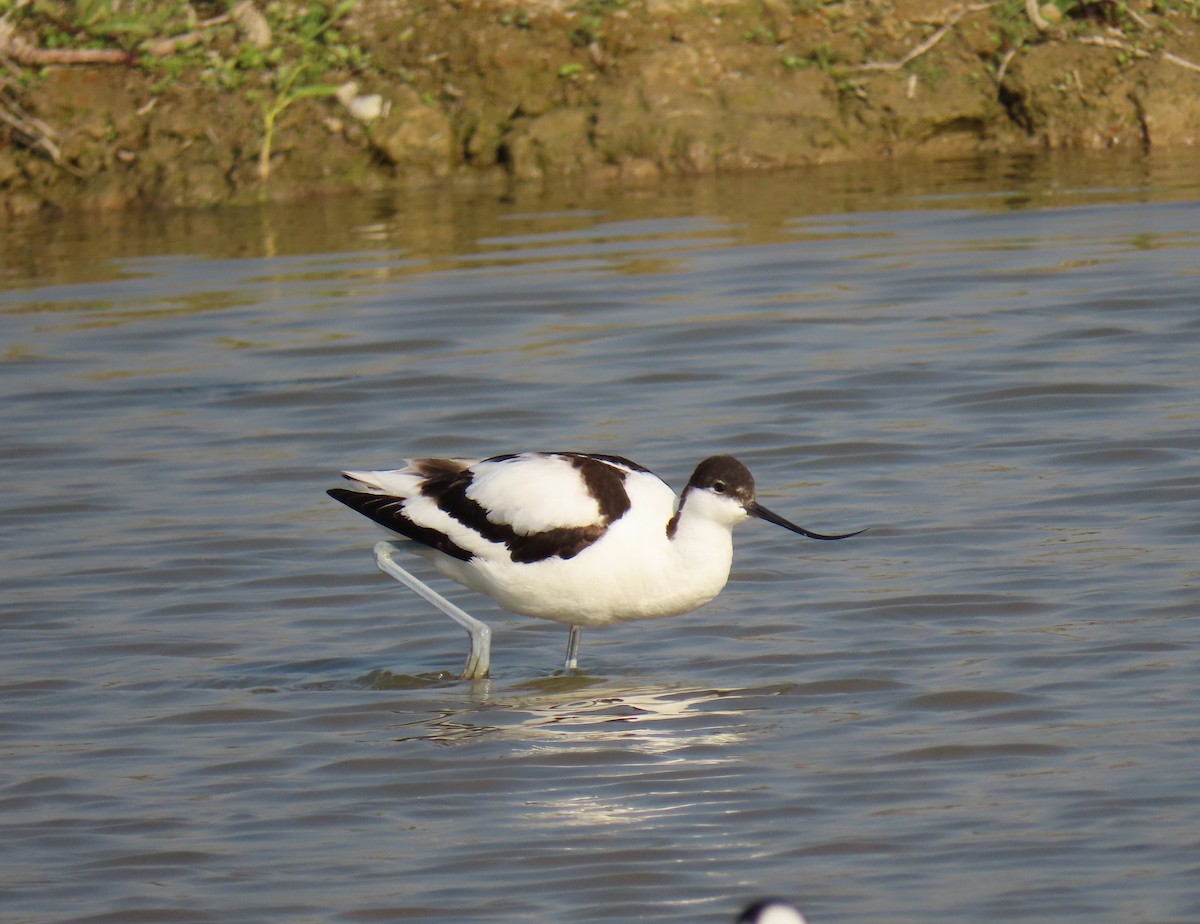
[
  {"left": 327, "top": 452, "right": 863, "bottom": 679},
  {"left": 737, "top": 898, "right": 808, "bottom": 924}
]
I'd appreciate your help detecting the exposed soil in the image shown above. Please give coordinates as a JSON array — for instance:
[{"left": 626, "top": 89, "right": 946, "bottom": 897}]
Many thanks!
[{"left": 2, "top": 0, "right": 1199, "bottom": 216}]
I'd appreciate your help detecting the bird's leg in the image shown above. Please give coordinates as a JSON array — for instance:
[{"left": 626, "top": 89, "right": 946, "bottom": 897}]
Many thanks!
[
  {"left": 373, "top": 541, "right": 491, "bottom": 681},
  {"left": 563, "top": 625, "right": 582, "bottom": 672}
]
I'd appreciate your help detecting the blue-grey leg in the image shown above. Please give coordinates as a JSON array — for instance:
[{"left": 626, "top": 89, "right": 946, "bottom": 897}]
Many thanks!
[
  {"left": 373, "top": 540, "right": 491, "bottom": 680},
  {"left": 564, "top": 625, "right": 582, "bottom": 672}
]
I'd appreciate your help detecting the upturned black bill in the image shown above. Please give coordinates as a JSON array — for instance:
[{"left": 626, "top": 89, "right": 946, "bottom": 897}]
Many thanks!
[{"left": 748, "top": 502, "right": 867, "bottom": 541}]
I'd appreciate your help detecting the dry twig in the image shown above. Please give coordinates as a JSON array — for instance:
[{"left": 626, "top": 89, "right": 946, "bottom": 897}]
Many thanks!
[
  {"left": 1025, "top": 0, "right": 1051, "bottom": 32},
  {"left": 0, "top": 37, "right": 130, "bottom": 65},
  {"left": 1079, "top": 34, "right": 1200, "bottom": 74},
  {"left": 0, "top": 98, "right": 85, "bottom": 176},
  {"left": 854, "top": 2, "right": 995, "bottom": 72},
  {"left": 994, "top": 46, "right": 1018, "bottom": 84},
  {"left": 1163, "top": 50, "right": 1200, "bottom": 75},
  {"left": 0, "top": 1, "right": 265, "bottom": 65}
]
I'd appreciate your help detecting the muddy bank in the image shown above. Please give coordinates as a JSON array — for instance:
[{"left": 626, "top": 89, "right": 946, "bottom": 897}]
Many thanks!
[{"left": 2, "top": 0, "right": 1199, "bottom": 216}]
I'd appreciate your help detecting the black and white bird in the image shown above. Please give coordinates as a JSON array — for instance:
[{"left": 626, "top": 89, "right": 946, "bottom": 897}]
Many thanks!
[
  {"left": 328, "top": 452, "right": 862, "bottom": 679},
  {"left": 737, "top": 898, "right": 809, "bottom": 924}
]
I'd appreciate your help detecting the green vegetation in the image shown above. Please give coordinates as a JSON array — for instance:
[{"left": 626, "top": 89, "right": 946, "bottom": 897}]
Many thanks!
[
  {"left": 2, "top": 0, "right": 1198, "bottom": 214},
  {"left": 568, "top": 0, "right": 631, "bottom": 13},
  {"left": 0, "top": 1, "right": 367, "bottom": 184},
  {"left": 564, "top": 0, "right": 634, "bottom": 47},
  {"left": 0, "top": 1, "right": 363, "bottom": 60},
  {"left": 256, "top": 59, "right": 341, "bottom": 181},
  {"left": 781, "top": 41, "right": 837, "bottom": 72}
]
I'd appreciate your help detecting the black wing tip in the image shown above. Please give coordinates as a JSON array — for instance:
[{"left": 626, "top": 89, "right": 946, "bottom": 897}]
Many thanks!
[
  {"left": 327, "top": 487, "right": 474, "bottom": 563},
  {"left": 326, "top": 487, "right": 402, "bottom": 516},
  {"left": 327, "top": 486, "right": 360, "bottom": 505},
  {"left": 326, "top": 486, "right": 393, "bottom": 517}
]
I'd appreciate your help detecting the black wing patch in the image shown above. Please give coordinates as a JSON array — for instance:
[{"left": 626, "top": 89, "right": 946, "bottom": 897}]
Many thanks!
[
  {"left": 420, "top": 456, "right": 623, "bottom": 564},
  {"left": 326, "top": 488, "right": 473, "bottom": 562},
  {"left": 330, "top": 453, "right": 639, "bottom": 565},
  {"left": 562, "top": 454, "right": 634, "bottom": 523}
]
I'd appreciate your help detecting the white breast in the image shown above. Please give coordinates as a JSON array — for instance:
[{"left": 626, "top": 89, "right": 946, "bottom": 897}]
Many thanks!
[{"left": 438, "top": 470, "right": 736, "bottom": 625}]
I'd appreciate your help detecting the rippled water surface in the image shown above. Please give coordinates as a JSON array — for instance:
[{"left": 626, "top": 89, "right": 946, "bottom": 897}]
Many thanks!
[{"left": 3, "top": 154, "right": 1199, "bottom": 924}]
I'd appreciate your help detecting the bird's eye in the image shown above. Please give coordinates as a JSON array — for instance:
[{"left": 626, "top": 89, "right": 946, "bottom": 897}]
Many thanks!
[{"left": 712, "top": 481, "right": 726, "bottom": 494}]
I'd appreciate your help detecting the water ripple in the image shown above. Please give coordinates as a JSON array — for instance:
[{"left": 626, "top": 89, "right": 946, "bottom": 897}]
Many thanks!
[{"left": 2, "top": 157, "right": 1199, "bottom": 923}]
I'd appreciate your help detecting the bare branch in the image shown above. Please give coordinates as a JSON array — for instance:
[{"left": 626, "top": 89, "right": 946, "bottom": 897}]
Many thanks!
[
  {"left": 854, "top": 3, "right": 995, "bottom": 73},
  {"left": 1078, "top": 34, "right": 1200, "bottom": 74},
  {"left": 0, "top": 38, "right": 130, "bottom": 66},
  {"left": 1025, "top": 0, "right": 1051, "bottom": 32},
  {"left": 0, "top": 100, "right": 85, "bottom": 177},
  {"left": 1163, "top": 50, "right": 1200, "bottom": 74}
]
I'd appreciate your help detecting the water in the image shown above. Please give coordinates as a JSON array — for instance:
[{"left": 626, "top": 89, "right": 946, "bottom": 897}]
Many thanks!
[{"left": 2, "top": 153, "right": 1199, "bottom": 924}]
